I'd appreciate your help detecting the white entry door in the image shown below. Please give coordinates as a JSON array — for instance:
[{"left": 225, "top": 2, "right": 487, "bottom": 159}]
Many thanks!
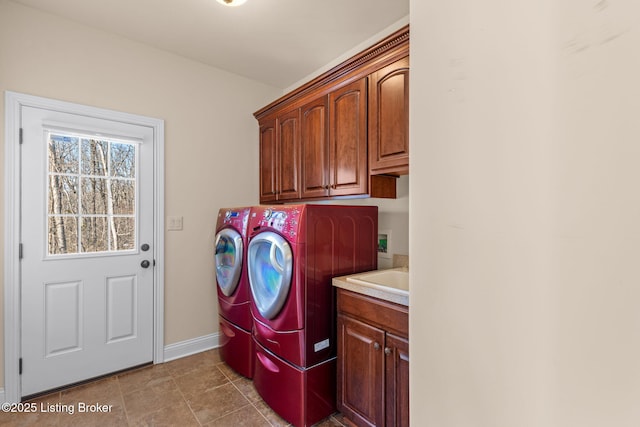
[{"left": 20, "top": 106, "right": 155, "bottom": 397}]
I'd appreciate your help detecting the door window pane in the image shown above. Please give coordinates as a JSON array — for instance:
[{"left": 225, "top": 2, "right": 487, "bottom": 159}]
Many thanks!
[
  {"left": 47, "top": 133, "right": 137, "bottom": 256},
  {"left": 48, "top": 175, "right": 78, "bottom": 215},
  {"left": 48, "top": 217, "right": 78, "bottom": 255},
  {"left": 112, "top": 218, "right": 135, "bottom": 251},
  {"left": 111, "top": 142, "right": 136, "bottom": 178},
  {"left": 81, "top": 217, "right": 108, "bottom": 253},
  {"left": 81, "top": 139, "right": 108, "bottom": 176},
  {"left": 48, "top": 135, "right": 78, "bottom": 174},
  {"left": 81, "top": 178, "right": 108, "bottom": 214},
  {"left": 111, "top": 180, "right": 135, "bottom": 215}
]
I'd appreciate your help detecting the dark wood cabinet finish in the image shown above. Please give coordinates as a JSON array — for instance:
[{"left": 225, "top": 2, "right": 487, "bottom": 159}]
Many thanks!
[
  {"left": 258, "top": 118, "right": 277, "bottom": 202},
  {"left": 329, "top": 78, "right": 368, "bottom": 196},
  {"left": 337, "top": 288, "right": 409, "bottom": 427},
  {"left": 255, "top": 25, "right": 409, "bottom": 203},
  {"left": 300, "top": 96, "right": 329, "bottom": 199},
  {"left": 257, "top": 109, "right": 301, "bottom": 203},
  {"left": 276, "top": 108, "right": 301, "bottom": 201},
  {"left": 385, "top": 333, "right": 410, "bottom": 427},
  {"left": 369, "top": 56, "right": 410, "bottom": 175},
  {"left": 338, "top": 314, "right": 385, "bottom": 427}
]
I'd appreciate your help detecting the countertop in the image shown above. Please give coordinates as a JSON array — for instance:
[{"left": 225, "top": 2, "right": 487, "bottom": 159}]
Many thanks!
[{"left": 332, "top": 268, "right": 409, "bottom": 307}]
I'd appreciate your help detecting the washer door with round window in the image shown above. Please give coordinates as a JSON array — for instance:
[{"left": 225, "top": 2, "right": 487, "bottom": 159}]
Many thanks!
[
  {"left": 215, "top": 228, "right": 244, "bottom": 297},
  {"left": 247, "top": 231, "right": 293, "bottom": 320}
]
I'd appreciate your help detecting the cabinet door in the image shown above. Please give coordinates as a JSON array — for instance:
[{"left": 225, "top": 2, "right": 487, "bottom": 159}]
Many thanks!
[
  {"left": 300, "top": 96, "right": 329, "bottom": 199},
  {"left": 369, "top": 56, "right": 409, "bottom": 175},
  {"left": 277, "top": 108, "right": 301, "bottom": 201},
  {"left": 258, "top": 118, "right": 277, "bottom": 203},
  {"left": 385, "top": 333, "right": 410, "bottom": 427},
  {"left": 329, "top": 78, "right": 368, "bottom": 196},
  {"left": 337, "top": 314, "right": 385, "bottom": 427}
]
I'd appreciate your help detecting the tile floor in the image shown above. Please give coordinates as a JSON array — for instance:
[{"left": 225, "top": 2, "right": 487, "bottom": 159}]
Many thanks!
[{"left": 0, "top": 349, "right": 349, "bottom": 427}]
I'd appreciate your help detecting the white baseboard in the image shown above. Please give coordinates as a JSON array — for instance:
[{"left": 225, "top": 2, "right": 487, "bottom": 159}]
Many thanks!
[{"left": 162, "top": 332, "right": 221, "bottom": 362}]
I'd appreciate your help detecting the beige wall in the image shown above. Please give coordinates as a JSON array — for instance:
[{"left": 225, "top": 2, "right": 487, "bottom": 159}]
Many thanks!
[
  {"left": 0, "top": 0, "right": 281, "bottom": 385},
  {"left": 411, "top": 0, "right": 640, "bottom": 425}
]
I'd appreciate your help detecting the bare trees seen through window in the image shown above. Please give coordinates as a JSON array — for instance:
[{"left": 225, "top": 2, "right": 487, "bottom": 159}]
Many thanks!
[{"left": 48, "top": 134, "right": 136, "bottom": 255}]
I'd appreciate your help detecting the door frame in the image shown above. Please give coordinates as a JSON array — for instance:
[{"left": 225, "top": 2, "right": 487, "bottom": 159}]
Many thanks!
[{"left": 3, "top": 91, "right": 165, "bottom": 402}]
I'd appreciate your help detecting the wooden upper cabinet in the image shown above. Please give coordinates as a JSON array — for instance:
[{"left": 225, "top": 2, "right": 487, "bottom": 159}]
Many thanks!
[
  {"left": 258, "top": 118, "right": 277, "bottom": 203},
  {"left": 255, "top": 25, "right": 409, "bottom": 203},
  {"left": 276, "top": 108, "right": 301, "bottom": 201},
  {"left": 300, "top": 96, "right": 329, "bottom": 199},
  {"left": 329, "top": 78, "right": 368, "bottom": 196},
  {"left": 369, "top": 56, "right": 410, "bottom": 175},
  {"left": 258, "top": 109, "right": 301, "bottom": 203},
  {"left": 301, "top": 79, "right": 368, "bottom": 199}
]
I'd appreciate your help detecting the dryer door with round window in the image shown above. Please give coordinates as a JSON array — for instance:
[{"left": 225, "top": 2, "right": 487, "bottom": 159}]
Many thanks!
[
  {"left": 247, "top": 231, "right": 293, "bottom": 319},
  {"left": 215, "top": 228, "right": 244, "bottom": 296}
]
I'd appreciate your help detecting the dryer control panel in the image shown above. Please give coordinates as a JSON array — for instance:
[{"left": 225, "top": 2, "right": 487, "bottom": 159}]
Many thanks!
[{"left": 251, "top": 206, "right": 302, "bottom": 240}]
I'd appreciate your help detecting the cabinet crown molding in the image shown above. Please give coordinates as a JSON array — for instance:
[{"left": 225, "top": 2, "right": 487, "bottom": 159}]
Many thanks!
[{"left": 254, "top": 25, "right": 409, "bottom": 120}]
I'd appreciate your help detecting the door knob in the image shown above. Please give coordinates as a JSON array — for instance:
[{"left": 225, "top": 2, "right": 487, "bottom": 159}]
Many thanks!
[
  {"left": 141, "top": 260, "right": 151, "bottom": 268},
  {"left": 373, "top": 342, "right": 381, "bottom": 350}
]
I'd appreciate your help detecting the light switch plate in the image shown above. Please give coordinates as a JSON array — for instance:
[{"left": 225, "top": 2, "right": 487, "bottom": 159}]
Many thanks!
[{"left": 167, "top": 216, "right": 183, "bottom": 231}]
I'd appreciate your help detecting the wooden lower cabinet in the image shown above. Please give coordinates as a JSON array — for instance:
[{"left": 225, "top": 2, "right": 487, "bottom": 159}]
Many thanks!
[
  {"left": 337, "top": 289, "right": 409, "bottom": 427},
  {"left": 338, "top": 315, "right": 385, "bottom": 426},
  {"left": 385, "top": 333, "right": 409, "bottom": 427}
]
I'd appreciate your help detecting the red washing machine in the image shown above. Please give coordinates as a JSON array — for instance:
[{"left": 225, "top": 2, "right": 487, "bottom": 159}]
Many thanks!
[
  {"left": 247, "top": 204, "right": 378, "bottom": 427},
  {"left": 215, "top": 207, "right": 253, "bottom": 378}
]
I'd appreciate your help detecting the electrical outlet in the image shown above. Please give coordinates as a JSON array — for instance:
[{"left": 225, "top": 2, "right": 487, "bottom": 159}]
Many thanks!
[{"left": 167, "top": 216, "right": 183, "bottom": 231}]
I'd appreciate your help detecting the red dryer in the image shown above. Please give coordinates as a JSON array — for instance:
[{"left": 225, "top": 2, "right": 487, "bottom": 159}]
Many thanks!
[
  {"left": 247, "top": 204, "right": 378, "bottom": 427},
  {"left": 215, "top": 207, "right": 253, "bottom": 378}
]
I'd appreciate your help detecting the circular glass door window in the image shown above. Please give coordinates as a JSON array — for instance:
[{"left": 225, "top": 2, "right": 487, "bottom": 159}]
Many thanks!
[
  {"left": 215, "top": 228, "right": 243, "bottom": 296},
  {"left": 247, "top": 231, "right": 293, "bottom": 319}
]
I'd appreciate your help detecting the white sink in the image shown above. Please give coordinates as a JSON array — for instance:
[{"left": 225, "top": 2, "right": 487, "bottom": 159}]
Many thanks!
[{"left": 346, "top": 269, "right": 409, "bottom": 295}]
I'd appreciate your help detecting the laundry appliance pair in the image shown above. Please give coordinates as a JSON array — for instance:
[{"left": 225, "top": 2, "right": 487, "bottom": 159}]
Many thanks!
[{"left": 215, "top": 204, "right": 378, "bottom": 427}]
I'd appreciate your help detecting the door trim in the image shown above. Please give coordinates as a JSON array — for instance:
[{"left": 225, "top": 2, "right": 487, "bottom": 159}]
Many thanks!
[{"left": 3, "top": 91, "right": 165, "bottom": 402}]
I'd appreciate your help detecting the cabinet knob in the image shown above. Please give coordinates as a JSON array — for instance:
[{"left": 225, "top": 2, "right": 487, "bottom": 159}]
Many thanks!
[
  {"left": 384, "top": 347, "right": 392, "bottom": 355},
  {"left": 373, "top": 342, "right": 381, "bottom": 350}
]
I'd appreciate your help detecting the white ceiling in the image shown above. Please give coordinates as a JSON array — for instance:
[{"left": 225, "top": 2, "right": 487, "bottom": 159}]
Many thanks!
[{"left": 11, "top": 0, "right": 409, "bottom": 89}]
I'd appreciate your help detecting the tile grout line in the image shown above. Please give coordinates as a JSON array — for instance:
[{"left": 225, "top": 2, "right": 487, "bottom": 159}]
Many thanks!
[
  {"left": 229, "top": 379, "right": 279, "bottom": 427},
  {"left": 168, "top": 356, "right": 256, "bottom": 426},
  {"left": 169, "top": 364, "right": 207, "bottom": 427},
  {"left": 113, "top": 375, "right": 132, "bottom": 426}
]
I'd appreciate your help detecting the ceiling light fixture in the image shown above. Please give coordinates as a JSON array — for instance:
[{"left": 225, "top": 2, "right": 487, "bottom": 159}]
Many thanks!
[{"left": 216, "top": 0, "right": 247, "bottom": 6}]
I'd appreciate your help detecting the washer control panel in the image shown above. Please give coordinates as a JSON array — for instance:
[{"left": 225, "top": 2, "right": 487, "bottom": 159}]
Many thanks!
[{"left": 218, "top": 208, "right": 250, "bottom": 233}]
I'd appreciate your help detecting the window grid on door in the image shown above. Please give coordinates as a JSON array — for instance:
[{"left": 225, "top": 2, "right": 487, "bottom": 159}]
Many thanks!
[{"left": 47, "top": 132, "right": 137, "bottom": 255}]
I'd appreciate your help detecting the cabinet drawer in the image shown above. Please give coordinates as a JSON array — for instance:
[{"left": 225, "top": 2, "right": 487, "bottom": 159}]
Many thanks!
[{"left": 337, "top": 288, "right": 408, "bottom": 337}]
